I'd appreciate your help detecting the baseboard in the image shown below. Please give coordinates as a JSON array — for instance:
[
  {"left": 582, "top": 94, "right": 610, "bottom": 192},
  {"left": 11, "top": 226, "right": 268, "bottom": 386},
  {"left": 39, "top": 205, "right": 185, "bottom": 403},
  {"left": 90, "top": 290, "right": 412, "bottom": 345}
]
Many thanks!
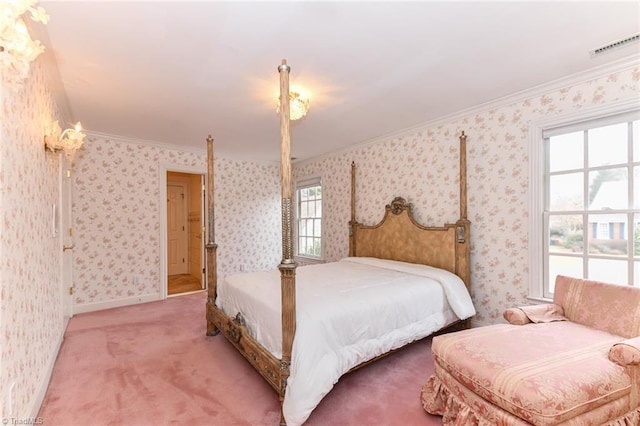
[
  {"left": 30, "top": 293, "right": 161, "bottom": 416},
  {"left": 73, "top": 293, "right": 160, "bottom": 314},
  {"left": 167, "top": 289, "right": 206, "bottom": 298},
  {"left": 29, "top": 317, "right": 67, "bottom": 419}
]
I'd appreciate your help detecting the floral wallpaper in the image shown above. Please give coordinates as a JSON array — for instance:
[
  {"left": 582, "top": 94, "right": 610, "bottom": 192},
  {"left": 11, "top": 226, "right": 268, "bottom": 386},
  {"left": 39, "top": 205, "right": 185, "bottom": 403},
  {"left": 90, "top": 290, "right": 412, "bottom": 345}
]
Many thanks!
[
  {"left": 294, "top": 65, "right": 640, "bottom": 326},
  {"left": 0, "top": 62, "right": 64, "bottom": 418},
  {"left": 71, "top": 138, "right": 281, "bottom": 307},
  {"left": 214, "top": 157, "right": 281, "bottom": 275}
]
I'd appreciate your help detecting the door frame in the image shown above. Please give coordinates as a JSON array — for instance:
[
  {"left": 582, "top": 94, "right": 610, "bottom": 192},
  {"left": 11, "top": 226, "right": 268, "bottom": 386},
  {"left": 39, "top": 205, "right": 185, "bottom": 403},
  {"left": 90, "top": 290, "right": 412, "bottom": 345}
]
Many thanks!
[{"left": 159, "top": 163, "right": 206, "bottom": 300}]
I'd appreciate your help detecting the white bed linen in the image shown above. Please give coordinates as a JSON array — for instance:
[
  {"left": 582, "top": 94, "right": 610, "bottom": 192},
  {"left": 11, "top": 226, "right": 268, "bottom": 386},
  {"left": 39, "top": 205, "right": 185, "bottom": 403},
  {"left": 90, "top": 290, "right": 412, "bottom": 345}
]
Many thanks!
[{"left": 216, "top": 257, "right": 475, "bottom": 425}]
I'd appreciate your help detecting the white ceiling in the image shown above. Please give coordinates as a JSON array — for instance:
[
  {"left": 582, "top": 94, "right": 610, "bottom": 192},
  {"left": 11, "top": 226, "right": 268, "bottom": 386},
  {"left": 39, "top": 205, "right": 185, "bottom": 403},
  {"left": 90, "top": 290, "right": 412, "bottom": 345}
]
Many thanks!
[{"left": 39, "top": 1, "right": 640, "bottom": 163}]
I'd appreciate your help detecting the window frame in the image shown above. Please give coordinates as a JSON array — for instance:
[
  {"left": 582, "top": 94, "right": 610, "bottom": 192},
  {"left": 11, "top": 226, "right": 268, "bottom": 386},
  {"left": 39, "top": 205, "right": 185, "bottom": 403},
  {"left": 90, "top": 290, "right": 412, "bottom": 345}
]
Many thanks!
[
  {"left": 529, "top": 99, "right": 640, "bottom": 301},
  {"left": 294, "top": 175, "right": 323, "bottom": 260}
]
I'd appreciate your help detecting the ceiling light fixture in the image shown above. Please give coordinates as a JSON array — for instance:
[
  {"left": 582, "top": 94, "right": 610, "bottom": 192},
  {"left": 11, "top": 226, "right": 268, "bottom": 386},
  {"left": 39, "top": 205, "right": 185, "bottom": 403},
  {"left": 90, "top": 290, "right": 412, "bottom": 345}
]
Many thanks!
[
  {"left": 44, "top": 120, "right": 87, "bottom": 163},
  {"left": 276, "top": 91, "right": 310, "bottom": 121},
  {"left": 0, "top": 0, "right": 49, "bottom": 88}
]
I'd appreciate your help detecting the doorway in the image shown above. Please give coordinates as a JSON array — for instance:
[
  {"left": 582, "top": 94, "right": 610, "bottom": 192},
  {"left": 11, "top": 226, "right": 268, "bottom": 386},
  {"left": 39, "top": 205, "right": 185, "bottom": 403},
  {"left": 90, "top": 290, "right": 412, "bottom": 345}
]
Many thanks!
[
  {"left": 166, "top": 171, "right": 205, "bottom": 296},
  {"left": 60, "top": 162, "right": 74, "bottom": 319}
]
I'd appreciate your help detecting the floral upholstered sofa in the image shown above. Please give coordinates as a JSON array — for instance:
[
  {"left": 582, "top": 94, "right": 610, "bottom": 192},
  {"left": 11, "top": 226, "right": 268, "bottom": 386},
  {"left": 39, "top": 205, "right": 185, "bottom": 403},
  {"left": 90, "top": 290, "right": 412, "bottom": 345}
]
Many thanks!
[{"left": 421, "top": 275, "right": 640, "bottom": 425}]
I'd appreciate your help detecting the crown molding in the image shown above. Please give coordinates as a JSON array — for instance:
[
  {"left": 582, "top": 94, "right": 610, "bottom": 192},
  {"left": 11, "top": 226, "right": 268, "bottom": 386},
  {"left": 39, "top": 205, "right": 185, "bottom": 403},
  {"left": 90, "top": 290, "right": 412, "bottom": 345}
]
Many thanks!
[
  {"left": 85, "top": 130, "right": 280, "bottom": 167},
  {"left": 85, "top": 130, "right": 207, "bottom": 154},
  {"left": 295, "top": 53, "right": 640, "bottom": 168}
]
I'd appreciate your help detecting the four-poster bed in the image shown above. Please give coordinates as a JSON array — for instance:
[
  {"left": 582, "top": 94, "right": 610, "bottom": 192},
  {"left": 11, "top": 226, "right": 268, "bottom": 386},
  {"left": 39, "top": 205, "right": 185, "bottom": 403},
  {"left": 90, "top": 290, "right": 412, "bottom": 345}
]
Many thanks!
[{"left": 205, "top": 60, "right": 474, "bottom": 425}]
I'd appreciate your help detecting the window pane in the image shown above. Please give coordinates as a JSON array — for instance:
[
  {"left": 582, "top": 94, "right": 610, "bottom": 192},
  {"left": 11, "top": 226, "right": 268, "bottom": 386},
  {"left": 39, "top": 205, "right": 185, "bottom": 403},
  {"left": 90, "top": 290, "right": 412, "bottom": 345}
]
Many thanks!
[
  {"left": 635, "top": 262, "right": 640, "bottom": 287},
  {"left": 588, "top": 214, "right": 628, "bottom": 256},
  {"left": 588, "top": 123, "right": 628, "bottom": 167},
  {"left": 549, "top": 131, "right": 583, "bottom": 172},
  {"left": 549, "top": 172, "right": 583, "bottom": 211},
  {"left": 634, "top": 214, "right": 640, "bottom": 258},
  {"left": 548, "top": 255, "right": 583, "bottom": 293},
  {"left": 296, "top": 183, "right": 322, "bottom": 258},
  {"left": 588, "top": 258, "right": 627, "bottom": 285},
  {"left": 313, "top": 219, "right": 321, "bottom": 237},
  {"left": 588, "top": 168, "right": 627, "bottom": 210},
  {"left": 634, "top": 121, "right": 640, "bottom": 162},
  {"left": 303, "top": 185, "right": 321, "bottom": 201},
  {"left": 635, "top": 167, "right": 640, "bottom": 209},
  {"left": 549, "top": 214, "right": 583, "bottom": 254}
]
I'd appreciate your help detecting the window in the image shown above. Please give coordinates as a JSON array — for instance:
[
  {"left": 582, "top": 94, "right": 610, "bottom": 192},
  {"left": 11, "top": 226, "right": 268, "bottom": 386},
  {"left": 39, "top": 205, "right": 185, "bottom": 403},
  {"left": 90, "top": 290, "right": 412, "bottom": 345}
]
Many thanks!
[
  {"left": 595, "top": 222, "right": 611, "bottom": 240},
  {"left": 535, "top": 107, "right": 640, "bottom": 299},
  {"left": 295, "top": 176, "right": 322, "bottom": 258}
]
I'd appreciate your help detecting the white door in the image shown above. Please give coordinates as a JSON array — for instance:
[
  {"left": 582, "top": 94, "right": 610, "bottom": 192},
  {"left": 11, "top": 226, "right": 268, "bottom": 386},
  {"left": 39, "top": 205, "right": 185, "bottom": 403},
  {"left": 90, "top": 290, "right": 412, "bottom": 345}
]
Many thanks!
[
  {"left": 60, "top": 162, "right": 74, "bottom": 319},
  {"left": 167, "top": 183, "right": 188, "bottom": 275}
]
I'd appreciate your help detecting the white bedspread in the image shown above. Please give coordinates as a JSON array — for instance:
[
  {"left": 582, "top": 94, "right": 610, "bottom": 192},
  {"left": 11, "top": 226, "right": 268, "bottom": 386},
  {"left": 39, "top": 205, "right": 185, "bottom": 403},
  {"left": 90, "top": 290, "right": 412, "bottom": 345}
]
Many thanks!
[{"left": 216, "top": 257, "right": 475, "bottom": 425}]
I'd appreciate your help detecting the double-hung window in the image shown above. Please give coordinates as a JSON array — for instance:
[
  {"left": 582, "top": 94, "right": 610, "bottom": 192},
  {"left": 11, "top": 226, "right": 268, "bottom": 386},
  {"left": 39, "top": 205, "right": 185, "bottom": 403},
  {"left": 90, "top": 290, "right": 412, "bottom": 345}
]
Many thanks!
[
  {"left": 534, "top": 106, "right": 640, "bottom": 299},
  {"left": 295, "top": 176, "right": 322, "bottom": 259}
]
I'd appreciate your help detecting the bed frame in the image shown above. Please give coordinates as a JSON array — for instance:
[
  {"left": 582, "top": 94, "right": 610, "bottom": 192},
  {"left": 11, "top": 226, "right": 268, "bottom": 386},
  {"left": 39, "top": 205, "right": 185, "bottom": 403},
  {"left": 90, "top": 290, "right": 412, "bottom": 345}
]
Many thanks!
[{"left": 205, "top": 60, "right": 470, "bottom": 425}]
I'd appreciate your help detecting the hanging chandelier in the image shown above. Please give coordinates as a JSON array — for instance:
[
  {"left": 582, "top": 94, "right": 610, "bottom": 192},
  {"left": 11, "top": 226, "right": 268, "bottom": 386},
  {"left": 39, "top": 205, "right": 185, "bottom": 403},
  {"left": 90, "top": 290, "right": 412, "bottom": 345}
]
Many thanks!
[{"left": 276, "top": 91, "right": 310, "bottom": 121}]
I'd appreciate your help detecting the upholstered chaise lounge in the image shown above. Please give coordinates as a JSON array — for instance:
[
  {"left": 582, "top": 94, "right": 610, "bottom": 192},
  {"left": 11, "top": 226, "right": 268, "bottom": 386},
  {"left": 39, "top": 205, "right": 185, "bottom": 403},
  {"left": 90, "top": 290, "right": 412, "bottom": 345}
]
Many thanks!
[{"left": 421, "top": 275, "right": 640, "bottom": 425}]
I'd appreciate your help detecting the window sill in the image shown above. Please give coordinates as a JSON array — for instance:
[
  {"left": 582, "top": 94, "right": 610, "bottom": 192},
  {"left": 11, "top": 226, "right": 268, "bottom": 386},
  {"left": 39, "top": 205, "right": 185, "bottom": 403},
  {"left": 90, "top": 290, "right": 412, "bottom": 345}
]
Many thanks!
[
  {"left": 294, "top": 255, "right": 325, "bottom": 266},
  {"left": 526, "top": 295, "right": 553, "bottom": 304}
]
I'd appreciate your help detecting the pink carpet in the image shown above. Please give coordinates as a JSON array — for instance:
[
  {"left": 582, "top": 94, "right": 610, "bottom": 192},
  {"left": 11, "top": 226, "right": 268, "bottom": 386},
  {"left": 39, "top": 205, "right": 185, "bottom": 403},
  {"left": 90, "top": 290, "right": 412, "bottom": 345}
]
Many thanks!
[{"left": 39, "top": 292, "right": 443, "bottom": 425}]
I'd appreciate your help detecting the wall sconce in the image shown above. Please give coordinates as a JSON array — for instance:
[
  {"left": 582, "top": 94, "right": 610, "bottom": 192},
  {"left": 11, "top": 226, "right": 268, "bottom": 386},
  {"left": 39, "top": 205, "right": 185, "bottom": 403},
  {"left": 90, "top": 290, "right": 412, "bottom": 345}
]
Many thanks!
[
  {"left": 276, "top": 91, "right": 310, "bottom": 121},
  {"left": 44, "top": 121, "right": 87, "bottom": 163},
  {"left": 0, "top": 1, "right": 49, "bottom": 88}
]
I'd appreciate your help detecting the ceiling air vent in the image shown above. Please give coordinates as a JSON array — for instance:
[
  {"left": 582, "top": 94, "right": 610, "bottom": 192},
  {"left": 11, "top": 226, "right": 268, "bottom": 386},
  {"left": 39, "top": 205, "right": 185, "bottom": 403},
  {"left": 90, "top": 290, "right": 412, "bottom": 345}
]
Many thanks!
[{"left": 590, "top": 33, "right": 640, "bottom": 58}]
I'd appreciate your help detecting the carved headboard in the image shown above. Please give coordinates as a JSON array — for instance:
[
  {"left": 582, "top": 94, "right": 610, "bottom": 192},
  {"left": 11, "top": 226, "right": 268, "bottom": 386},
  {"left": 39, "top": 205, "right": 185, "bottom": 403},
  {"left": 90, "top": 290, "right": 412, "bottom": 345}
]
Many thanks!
[
  {"left": 347, "top": 132, "right": 470, "bottom": 289},
  {"left": 349, "top": 197, "right": 470, "bottom": 286}
]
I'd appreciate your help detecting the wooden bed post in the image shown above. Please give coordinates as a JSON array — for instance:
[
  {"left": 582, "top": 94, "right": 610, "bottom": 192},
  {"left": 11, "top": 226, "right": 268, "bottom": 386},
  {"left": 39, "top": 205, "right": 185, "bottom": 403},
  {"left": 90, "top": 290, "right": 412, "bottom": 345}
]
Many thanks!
[
  {"left": 277, "top": 59, "right": 297, "bottom": 425},
  {"left": 459, "top": 131, "right": 467, "bottom": 221},
  {"left": 205, "top": 135, "right": 220, "bottom": 336},
  {"left": 456, "top": 131, "right": 471, "bottom": 328},
  {"left": 349, "top": 161, "right": 357, "bottom": 256}
]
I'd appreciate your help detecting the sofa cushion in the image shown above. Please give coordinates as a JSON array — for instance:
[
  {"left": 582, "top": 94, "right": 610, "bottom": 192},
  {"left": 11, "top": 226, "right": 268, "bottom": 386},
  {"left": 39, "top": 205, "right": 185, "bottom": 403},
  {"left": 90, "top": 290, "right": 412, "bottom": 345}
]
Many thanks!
[
  {"left": 432, "top": 322, "right": 631, "bottom": 425},
  {"left": 554, "top": 275, "right": 640, "bottom": 338},
  {"left": 504, "top": 303, "right": 566, "bottom": 325},
  {"left": 609, "top": 336, "right": 640, "bottom": 367}
]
